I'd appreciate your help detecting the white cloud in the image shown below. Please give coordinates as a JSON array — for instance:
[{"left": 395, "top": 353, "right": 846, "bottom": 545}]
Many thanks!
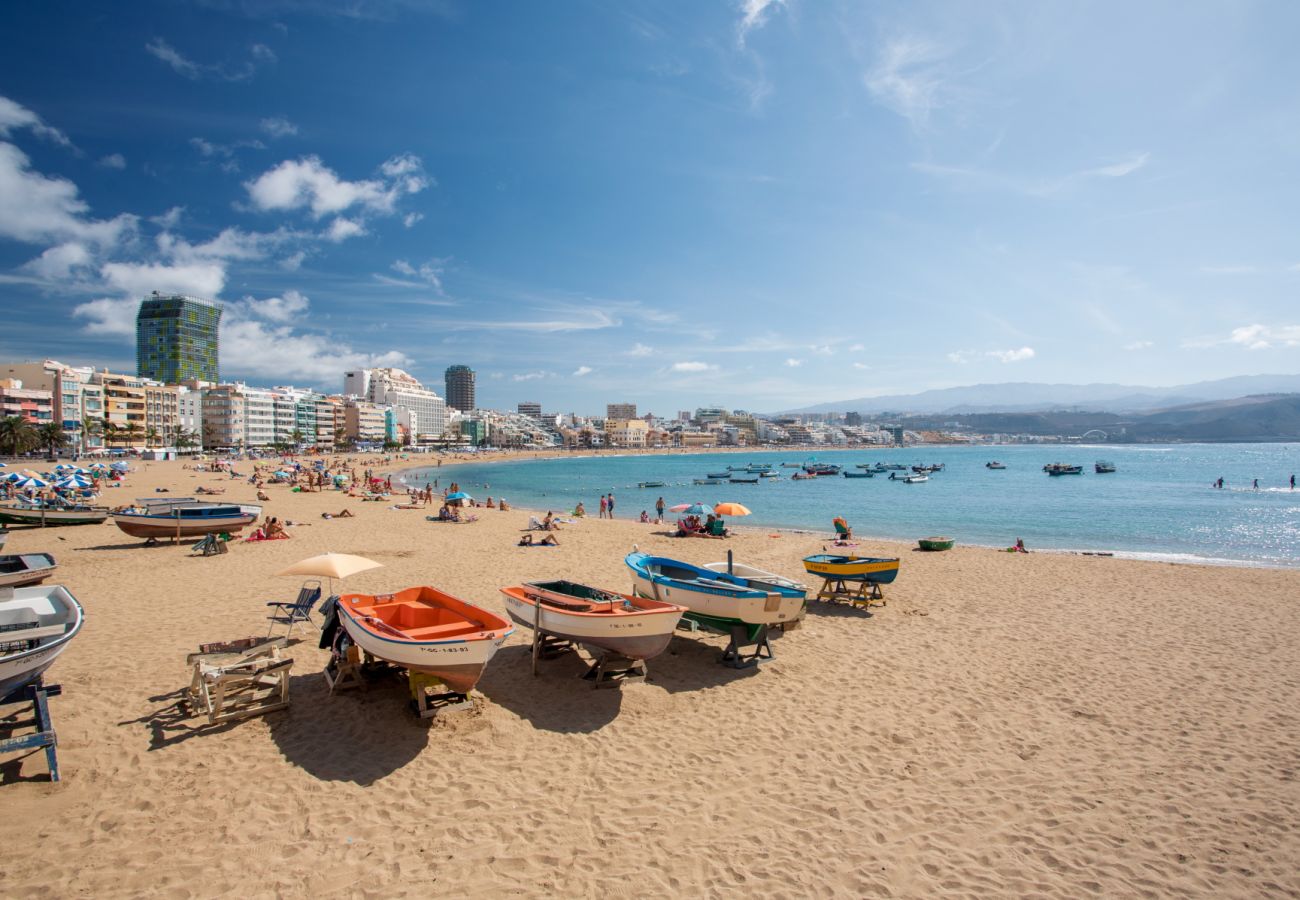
[
  {"left": 146, "top": 38, "right": 274, "bottom": 82},
  {"left": 810, "top": 344, "right": 833, "bottom": 355},
  {"left": 245, "top": 154, "right": 428, "bottom": 219},
  {"left": 99, "top": 260, "right": 226, "bottom": 299},
  {"left": 235, "top": 289, "right": 309, "bottom": 323},
  {"left": 852, "top": 362, "right": 870, "bottom": 370},
  {"left": 946, "top": 350, "right": 973, "bottom": 364},
  {"left": 391, "top": 260, "right": 416, "bottom": 276},
  {"left": 737, "top": 0, "right": 786, "bottom": 47},
  {"left": 1224, "top": 324, "right": 1300, "bottom": 350},
  {"left": 573, "top": 366, "right": 593, "bottom": 377},
  {"left": 151, "top": 207, "right": 184, "bottom": 229},
  {"left": 97, "top": 153, "right": 126, "bottom": 170},
  {"left": 71, "top": 297, "right": 140, "bottom": 336},
  {"left": 627, "top": 342, "right": 654, "bottom": 357},
  {"left": 158, "top": 226, "right": 292, "bottom": 264},
  {"left": 865, "top": 37, "right": 953, "bottom": 128},
  {"left": 848, "top": 343, "right": 864, "bottom": 352},
  {"left": 403, "top": 212, "right": 423, "bottom": 228},
  {"left": 21, "top": 242, "right": 92, "bottom": 280},
  {"left": 0, "top": 95, "right": 73, "bottom": 147},
  {"left": 671, "top": 361, "right": 713, "bottom": 372},
  {"left": 0, "top": 143, "right": 137, "bottom": 246},
  {"left": 390, "top": 258, "right": 445, "bottom": 291},
  {"left": 513, "top": 371, "right": 548, "bottom": 381},
  {"left": 442, "top": 308, "right": 618, "bottom": 333},
  {"left": 1124, "top": 340, "right": 1154, "bottom": 351},
  {"left": 989, "top": 347, "right": 1035, "bottom": 363},
  {"left": 260, "top": 116, "right": 299, "bottom": 139},
  {"left": 1084, "top": 153, "right": 1150, "bottom": 178},
  {"left": 279, "top": 250, "right": 306, "bottom": 271},
  {"left": 784, "top": 358, "right": 803, "bottom": 367},
  {"left": 323, "top": 217, "right": 366, "bottom": 242},
  {"left": 221, "top": 315, "right": 408, "bottom": 385}
]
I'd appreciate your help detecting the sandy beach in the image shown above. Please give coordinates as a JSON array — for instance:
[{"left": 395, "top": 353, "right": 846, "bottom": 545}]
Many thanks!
[{"left": 2, "top": 456, "right": 1298, "bottom": 898}]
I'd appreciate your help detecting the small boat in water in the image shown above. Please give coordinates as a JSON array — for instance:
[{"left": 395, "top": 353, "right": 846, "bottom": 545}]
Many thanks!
[
  {"left": 802, "top": 554, "right": 901, "bottom": 585},
  {"left": 625, "top": 552, "right": 805, "bottom": 639},
  {"left": 0, "top": 584, "right": 84, "bottom": 697},
  {"left": 500, "top": 581, "right": 685, "bottom": 661},
  {"left": 1044, "top": 463, "right": 1084, "bottom": 476},
  {"left": 1095, "top": 461, "right": 1116, "bottom": 474},
  {"left": 843, "top": 470, "right": 874, "bottom": 478},
  {"left": 986, "top": 461, "right": 1006, "bottom": 470},
  {"left": 917, "top": 537, "right": 955, "bottom": 552},
  {"left": 759, "top": 470, "right": 780, "bottom": 478},
  {"left": 728, "top": 475, "right": 760, "bottom": 484},
  {"left": 706, "top": 472, "right": 730, "bottom": 480},
  {"left": 336, "top": 586, "right": 513, "bottom": 693},
  {"left": 0, "top": 553, "right": 57, "bottom": 588},
  {"left": 903, "top": 474, "right": 928, "bottom": 483},
  {"left": 637, "top": 481, "right": 666, "bottom": 488},
  {"left": 0, "top": 498, "right": 110, "bottom": 527},
  {"left": 791, "top": 472, "right": 817, "bottom": 480},
  {"left": 111, "top": 498, "right": 261, "bottom": 540}
]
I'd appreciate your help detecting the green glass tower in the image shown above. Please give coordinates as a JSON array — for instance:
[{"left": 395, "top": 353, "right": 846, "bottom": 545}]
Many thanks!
[{"left": 136, "top": 293, "right": 221, "bottom": 383}]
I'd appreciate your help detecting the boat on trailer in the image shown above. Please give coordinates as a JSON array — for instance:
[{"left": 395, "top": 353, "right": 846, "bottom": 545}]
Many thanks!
[
  {"left": 0, "top": 554, "right": 58, "bottom": 589},
  {"left": 499, "top": 581, "right": 685, "bottom": 661},
  {"left": 110, "top": 498, "right": 261, "bottom": 540},
  {"left": 335, "top": 586, "right": 513, "bottom": 694},
  {"left": 625, "top": 551, "right": 805, "bottom": 639},
  {"left": 0, "top": 584, "right": 84, "bottom": 698}
]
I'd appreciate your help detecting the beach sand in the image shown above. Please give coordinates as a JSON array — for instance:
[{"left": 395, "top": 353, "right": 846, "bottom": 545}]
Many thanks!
[{"left": 1, "top": 457, "right": 1298, "bottom": 897}]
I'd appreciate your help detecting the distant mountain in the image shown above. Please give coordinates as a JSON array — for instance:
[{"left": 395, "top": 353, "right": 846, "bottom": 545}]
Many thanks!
[{"left": 780, "top": 374, "right": 1300, "bottom": 416}]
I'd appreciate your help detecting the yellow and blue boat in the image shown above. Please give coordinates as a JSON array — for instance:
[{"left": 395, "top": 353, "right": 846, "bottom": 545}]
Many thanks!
[{"left": 802, "top": 553, "right": 900, "bottom": 584}]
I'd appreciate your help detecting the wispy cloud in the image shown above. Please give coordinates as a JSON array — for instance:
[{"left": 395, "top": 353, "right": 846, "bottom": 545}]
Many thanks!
[
  {"left": 390, "top": 258, "right": 447, "bottom": 292},
  {"left": 1201, "top": 264, "right": 1258, "bottom": 275},
  {"left": 0, "top": 95, "right": 73, "bottom": 148},
  {"left": 573, "top": 366, "right": 593, "bottom": 377},
  {"left": 671, "top": 361, "right": 715, "bottom": 373},
  {"left": 146, "top": 38, "right": 276, "bottom": 82},
  {"left": 851, "top": 362, "right": 869, "bottom": 370},
  {"left": 1193, "top": 324, "right": 1300, "bottom": 350},
  {"left": 865, "top": 36, "right": 953, "bottom": 128},
  {"left": 736, "top": 0, "right": 786, "bottom": 48},
  {"left": 260, "top": 116, "right": 299, "bottom": 139},
  {"left": 513, "top": 371, "right": 549, "bottom": 381},
  {"left": 913, "top": 152, "right": 1150, "bottom": 197},
  {"left": 784, "top": 358, "right": 802, "bottom": 367},
  {"left": 949, "top": 347, "right": 1036, "bottom": 364},
  {"left": 627, "top": 342, "right": 654, "bottom": 357},
  {"left": 1124, "top": 340, "right": 1154, "bottom": 351},
  {"left": 97, "top": 153, "right": 126, "bottom": 170}
]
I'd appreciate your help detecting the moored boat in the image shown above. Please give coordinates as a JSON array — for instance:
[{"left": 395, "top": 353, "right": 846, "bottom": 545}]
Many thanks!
[
  {"left": 0, "top": 553, "right": 58, "bottom": 589},
  {"left": 1095, "top": 460, "right": 1116, "bottom": 474},
  {"left": 843, "top": 470, "right": 874, "bottom": 478},
  {"left": 802, "top": 553, "right": 901, "bottom": 585},
  {"left": 499, "top": 581, "right": 685, "bottom": 661},
  {"left": 903, "top": 474, "right": 928, "bottom": 483},
  {"left": 791, "top": 472, "right": 817, "bottom": 480},
  {"left": 625, "top": 552, "right": 805, "bottom": 639},
  {"left": 110, "top": 498, "right": 261, "bottom": 540},
  {"left": 637, "top": 481, "right": 666, "bottom": 488},
  {"left": 1044, "top": 463, "right": 1084, "bottom": 476},
  {"left": 336, "top": 586, "right": 513, "bottom": 693},
  {"left": 728, "top": 475, "right": 760, "bottom": 483},
  {"left": 986, "top": 461, "right": 1006, "bottom": 469},
  {"left": 0, "top": 583, "right": 84, "bottom": 697},
  {"left": 0, "top": 499, "right": 110, "bottom": 527},
  {"left": 917, "top": 537, "right": 955, "bottom": 552}
]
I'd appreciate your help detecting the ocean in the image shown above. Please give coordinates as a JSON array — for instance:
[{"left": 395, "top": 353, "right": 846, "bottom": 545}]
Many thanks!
[{"left": 404, "top": 443, "right": 1300, "bottom": 567}]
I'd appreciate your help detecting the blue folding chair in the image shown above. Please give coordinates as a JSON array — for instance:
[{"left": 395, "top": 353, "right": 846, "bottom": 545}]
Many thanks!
[{"left": 266, "top": 580, "right": 323, "bottom": 638}]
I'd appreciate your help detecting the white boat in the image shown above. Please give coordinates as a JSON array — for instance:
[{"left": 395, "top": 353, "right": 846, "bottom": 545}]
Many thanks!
[
  {"left": 625, "top": 552, "right": 805, "bottom": 639},
  {"left": 111, "top": 498, "right": 261, "bottom": 540},
  {"left": 0, "top": 584, "right": 84, "bottom": 697},
  {"left": 499, "top": 581, "right": 685, "bottom": 661},
  {"left": 0, "top": 553, "right": 58, "bottom": 589},
  {"left": 903, "top": 474, "right": 929, "bottom": 483},
  {"left": 701, "top": 560, "right": 806, "bottom": 594}
]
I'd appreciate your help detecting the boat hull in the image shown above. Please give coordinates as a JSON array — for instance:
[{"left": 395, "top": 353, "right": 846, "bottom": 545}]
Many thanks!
[
  {"left": 625, "top": 553, "right": 804, "bottom": 640},
  {"left": 500, "top": 584, "right": 684, "bottom": 660},
  {"left": 918, "top": 538, "right": 954, "bottom": 552},
  {"left": 802, "top": 554, "right": 901, "bottom": 584},
  {"left": 0, "top": 585, "right": 84, "bottom": 698},
  {"left": 112, "top": 512, "right": 259, "bottom": 538},
  {"left": 0, "top": 554, "right": 58, "bottom": 588},
  {"left": 337, "top": 588, "right": 512, "bottom": 693},
  {"left": 0, "top": 506, "right": 109, "bottom": 527}
]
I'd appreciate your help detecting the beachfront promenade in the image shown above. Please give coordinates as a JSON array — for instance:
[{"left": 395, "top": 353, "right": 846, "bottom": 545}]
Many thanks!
[{"left": 1, "top": 456, "right": 1298, "bottom": 897}]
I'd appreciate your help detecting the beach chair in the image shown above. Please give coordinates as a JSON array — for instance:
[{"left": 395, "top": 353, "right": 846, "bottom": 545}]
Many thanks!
[
  {"left": 707, "top": 519, "right": 729, "bottom": 537},
  {"left": 833, "top": 519, "right": 852, "bottom": 540},
  {"left": 266, "top": 580, "right": 323, "bottom": 637},
  {"left": 185, "top": 640, "right": 293, "bottom": 725},
  {"left": 527, "top": 516, "right": 546, "bottom": 530}
]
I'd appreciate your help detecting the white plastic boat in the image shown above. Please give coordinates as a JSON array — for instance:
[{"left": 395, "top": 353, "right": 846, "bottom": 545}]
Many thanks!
[{"left": 0, "top": 584, "right": 84, "bottom": 697}]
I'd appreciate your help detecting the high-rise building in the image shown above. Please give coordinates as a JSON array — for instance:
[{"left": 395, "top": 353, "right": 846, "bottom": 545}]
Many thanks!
[
  {"left": 136, "top": 293, "right": 222, "bottom": 384},
  {"left": 517, "top": 401, "right": 542, "bottom": 419},
  {"left": 444, "top": 365, "right": 476, "bottom": 412},
  {"left": 606, "top": 402, "right": 637, "bottom": 420},
  {"left": 344, "top": 368, "right": 447, "bottom": 440}
]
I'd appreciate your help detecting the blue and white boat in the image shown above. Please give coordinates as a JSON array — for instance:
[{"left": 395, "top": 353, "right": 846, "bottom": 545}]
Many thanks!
[
  {"left": 110, "top": 498, "right": 261, "bottom": 540},
  {"left": 625, "top": 551, "right": 805, "bottom": 639}
]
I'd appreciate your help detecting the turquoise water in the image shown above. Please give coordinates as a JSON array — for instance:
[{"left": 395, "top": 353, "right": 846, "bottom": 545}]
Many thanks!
[{"left": 404, "top": 444, "right": 1300, "bottom": 567}]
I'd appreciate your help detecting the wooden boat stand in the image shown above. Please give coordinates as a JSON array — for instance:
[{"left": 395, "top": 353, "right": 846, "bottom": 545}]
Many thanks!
[
  {"left": 814, "top": 576, "right": 885, "bottom": 609},
  {"left": 324, "top": 646, "right": 472, "bottom": 719},
  {"left": 721, "top": 624, "right": 774, "bottom": 669},
  {"left": 0, "top": 678, "right": 62, "bottom": 781},
  {"left": 530, "top": 629, "right": 646, "bottom": 689}
]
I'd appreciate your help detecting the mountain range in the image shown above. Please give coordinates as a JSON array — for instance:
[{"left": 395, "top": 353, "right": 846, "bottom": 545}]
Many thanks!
[{"left": 781, "top": 374, "right": 1300, "bottom": 416}]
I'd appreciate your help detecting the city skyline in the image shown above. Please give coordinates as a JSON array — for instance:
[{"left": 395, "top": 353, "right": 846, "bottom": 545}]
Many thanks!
[{"left": 2, "top": 2, "right": 1299, "bottom": 413}]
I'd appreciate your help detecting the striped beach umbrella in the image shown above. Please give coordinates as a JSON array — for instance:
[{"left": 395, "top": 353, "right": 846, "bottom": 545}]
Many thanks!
[{"left": 12, "top": 475, "right": 51, "bottom": 489}]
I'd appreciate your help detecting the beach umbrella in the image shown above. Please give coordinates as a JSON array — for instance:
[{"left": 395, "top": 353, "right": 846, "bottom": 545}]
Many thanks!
[
  {"left": 682, "top": 503, "right": 712, "bottom": 516},
  {"left": 55, "top": 475, "right": 92, "bottom": 489},
  {"left": 668, "top": 503, "right": 693, "bottom": 513},
  {"left": 12, "top": 475, "right": 50, "bottom": 489},
  {"left": 445, "top": 491, "right": 472, "bottom": 502},
  {"left": 713, "top": 502, "right": 752, "bottom": 517},
  {"left": 277, "top": 552, "right": 384, "bottom": 594}
]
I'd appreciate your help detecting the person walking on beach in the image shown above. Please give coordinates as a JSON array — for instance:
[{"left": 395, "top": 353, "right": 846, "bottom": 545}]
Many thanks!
[
  {"left": 655, "top": 496, "right": 665, "bottom": 523},
  {"left": 1291, "top": 474, "right": 1296, "bottom": 490},
  {"left": 1253, "top": 478, "right": 1259, "bottom": 490},
  {"left": 607, "top": 492, "right": 615, "bottom": 518},
  {"left": 599, "top": 494, "right": 608, "bottom": 518}
]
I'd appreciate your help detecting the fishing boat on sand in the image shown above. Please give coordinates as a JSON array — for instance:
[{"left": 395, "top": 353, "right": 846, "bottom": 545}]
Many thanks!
[
  {"left": 0, "top": 498, "right": 110, "bottom": 527},
  {"left": 625, "top": 552, "right": 805, "bottom": 639},
  {"left": 701, "top": 558, "right": 808, "bottom": 626},
  {"left": 110, "top": 498, "right": 261, "bottom": 540},
  {"left": 802, "top": 553, "right": 901, "bottom": 585},
  {"left": 335, "top": 586, "right": 513, "bottom": 693},
  {"left": 0, "top": 584, "right": 84, "bottom": 697},
  {"left": 917, "top": 537, "right": 955, "bottom": 552},
  {"left": 0, "top": 554, "right": 57, "bottom": 589},
  {"left": 499, "top": 581, "right": 685, "bottom": 661}
]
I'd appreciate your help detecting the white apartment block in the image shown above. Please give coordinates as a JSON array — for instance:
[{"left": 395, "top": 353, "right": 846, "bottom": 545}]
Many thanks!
[{"left": 344, "top": 368, "right": 447, "bottom": 439}]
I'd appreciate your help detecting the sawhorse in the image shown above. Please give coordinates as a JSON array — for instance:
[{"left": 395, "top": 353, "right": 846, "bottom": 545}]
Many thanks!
[
  {"left": 0, "top": 679, "right": 62, "bottom": 781},
  {"left": 721, "top": 624, "right": 774, "bottom": 668},
  {"left": 815, "top": 577, "right": 885, "bottom": 610}
]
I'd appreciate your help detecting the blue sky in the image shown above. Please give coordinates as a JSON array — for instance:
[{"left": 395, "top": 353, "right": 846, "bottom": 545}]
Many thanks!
[{"left": 1, "top": 0, "right": 1298, "bottom": 414}]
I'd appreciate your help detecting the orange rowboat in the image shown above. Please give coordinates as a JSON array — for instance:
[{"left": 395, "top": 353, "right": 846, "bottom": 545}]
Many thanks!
[{"left": 336, "top": 587, "right": 513, "bottom": 693}]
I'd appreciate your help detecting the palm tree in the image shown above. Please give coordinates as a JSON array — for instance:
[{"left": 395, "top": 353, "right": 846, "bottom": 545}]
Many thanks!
[
  {"left": 175, "top": 429, "right": 197, "bottom": 452},
  {"left": 81, "top": 416, "right": 103, "bottom": 454},
  {"left": 289, "top": 428, "right": 305, "bottom": 449},
  {"left": 37, "top": 422, "right": 69, "bottom": 460},
  {"left": 333, "top": 425, "right": 350, "bottom": 451},
  {"left": 145, "top": 426, "right": 160, "bottom": 449},
  {"left": 102, "top": 421, "right": 119, "bottom": 450},
  {"left": 0, "top": 416, "right": 37, "bottom": 456}
]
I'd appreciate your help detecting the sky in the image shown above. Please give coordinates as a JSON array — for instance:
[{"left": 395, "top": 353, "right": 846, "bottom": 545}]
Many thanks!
[{"left": 1, "top": 0, "right": 1299, "bottom": 415}]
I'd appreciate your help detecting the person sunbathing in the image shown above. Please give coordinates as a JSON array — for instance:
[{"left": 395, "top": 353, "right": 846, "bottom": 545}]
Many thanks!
[
  {"left": 519, "top": 533, "right": 559, "bottom": 546},
  {"left": 264, "top": 518, "right": 287, "bottom": 539},
  {"left": 542, "top": 511, "right": 560, "bottom": 530},
  {"left": 832, "top": 516, "right": 852, "bottom": 539}
]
